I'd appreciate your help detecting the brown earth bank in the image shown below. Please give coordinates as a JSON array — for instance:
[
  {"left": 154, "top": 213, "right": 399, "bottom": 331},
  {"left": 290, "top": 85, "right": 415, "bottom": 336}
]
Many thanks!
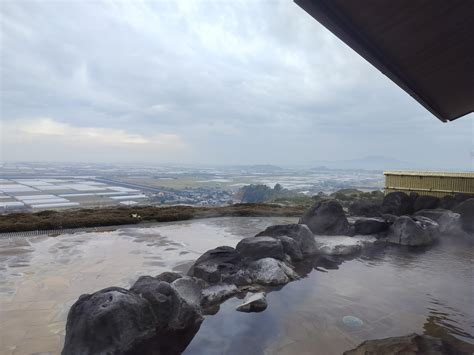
[{"left": 0, "top": 204, "right": 305, "bottom": 233}]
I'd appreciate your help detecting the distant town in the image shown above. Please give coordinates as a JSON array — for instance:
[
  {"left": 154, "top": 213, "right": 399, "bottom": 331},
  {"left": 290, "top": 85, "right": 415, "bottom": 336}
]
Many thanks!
[{"left": 0, "top": 162, "right": 384, "bottom": 213}]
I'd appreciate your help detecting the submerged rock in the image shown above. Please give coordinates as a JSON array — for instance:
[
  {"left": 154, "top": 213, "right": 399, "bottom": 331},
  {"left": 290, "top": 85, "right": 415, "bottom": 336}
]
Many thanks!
[
  {"left": 385, "top": 215, "right": 439, "bottom": 246},
  {"left": 342, "top": 315, "right": 363, "bottom": 328},
  {"left": 299, "top": 200, "right": 351, "bottom": 235},
  {"left": 255, "top": 223, "right": 318, "bottom": 256},
  {"left": 354, "top": 217, "right": 390, "bottom": 235},
  {"left": 236, "top": 236, "right": 285, "bottom": 261},
  {"left": 381, "top": 191, "right": 414, "bottom": 216},
  {"left": 344, "top": 333, "right": 467, "bottom": 355},
  {"left": 236, "top": 292, "right": 267, "bottom": 313}
]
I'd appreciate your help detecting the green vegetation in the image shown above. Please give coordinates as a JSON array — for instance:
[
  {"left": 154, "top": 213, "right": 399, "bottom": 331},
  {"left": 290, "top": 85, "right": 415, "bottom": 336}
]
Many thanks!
[
  {"left": 237, "top": 183, "right": 294, "bottom": 203},
  {"left": 237, "top": 185, "right": 384, "bottom": 209}
]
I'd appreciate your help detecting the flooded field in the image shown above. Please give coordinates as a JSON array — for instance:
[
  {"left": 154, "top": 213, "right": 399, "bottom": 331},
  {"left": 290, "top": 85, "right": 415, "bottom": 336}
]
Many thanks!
[{"left": 0, "top": 217, "right": 472, "bottom": 355}]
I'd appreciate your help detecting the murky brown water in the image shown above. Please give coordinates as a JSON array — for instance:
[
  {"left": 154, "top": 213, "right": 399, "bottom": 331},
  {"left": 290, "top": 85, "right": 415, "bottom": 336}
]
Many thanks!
[
  {"left": 0, "top": 217, "right": 296, "bottom": 355},
  {"left": 1, "top": 218, "right": 472, "bottom": 355},
  {"left": 185, "top": 237, "right": 474, "bottom": 355}
]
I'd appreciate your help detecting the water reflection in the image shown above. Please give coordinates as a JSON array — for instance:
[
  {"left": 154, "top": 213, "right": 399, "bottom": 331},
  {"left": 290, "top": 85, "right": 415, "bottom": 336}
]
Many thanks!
[
  {"left": 185, "top": 237, "right": 474, "bottom": 355},
  {"left": 0, "top": 217, "right": 296, "bottom": 354},
  {"left": 0, "top": 217, "right": 472, "bottom": 354}
]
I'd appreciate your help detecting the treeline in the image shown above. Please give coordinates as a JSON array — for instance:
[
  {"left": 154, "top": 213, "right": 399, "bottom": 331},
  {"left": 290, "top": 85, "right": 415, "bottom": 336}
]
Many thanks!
[
  {"left": 237, "top": 184, "right": 294, "bottom": 203},
  {"left": 237, "top": 184, "right": 384, "bottom": 207}
]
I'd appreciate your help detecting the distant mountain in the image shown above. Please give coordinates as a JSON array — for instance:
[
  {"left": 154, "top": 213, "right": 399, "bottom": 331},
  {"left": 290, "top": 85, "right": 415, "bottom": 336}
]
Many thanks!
[
  {"left": 312, "top": 156, "right": 412, "bottom": 171},
  {"left": 233, "top": 164, "right": 285, "bottom": 173}
]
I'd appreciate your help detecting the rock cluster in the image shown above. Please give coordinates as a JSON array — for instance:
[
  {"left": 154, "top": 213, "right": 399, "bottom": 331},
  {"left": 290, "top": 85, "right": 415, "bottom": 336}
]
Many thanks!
[
  {"left": 63, "top": 275, "right": 204, "bottom": 355},
  {"left": 299, "top": 200, "right": 350, "bottom": 235},
  {"left": 62, "top": 192, "right": 473, "bottom": 354},
  {"left": 298, "top": 192, "right": 473, "bottom": 246}
]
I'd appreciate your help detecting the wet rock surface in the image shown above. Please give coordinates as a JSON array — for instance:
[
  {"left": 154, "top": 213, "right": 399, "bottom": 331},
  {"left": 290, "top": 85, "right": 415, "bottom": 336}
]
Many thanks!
[
  {"left": 271, "top": 235, "right": 304, "bottom": 261},
  {"left": 414, "top": 209, "right": 464, "bottom": 235},
  {"left": 62, "top": 287, "right": 158, "bottom": 355},
  {"left": 201, "top": 283, "right": 239, "bottom": 306},
  {"left": 381, "top": 191, "right": 414, "bottom": 216},
  {"left": 384, "top": 215, "right": 439, "bottom": 246},
  {"left": 299, "top": 200, "right": 350, "bottom": 235},
  {"left": 453, "top": 198, "right": 474, "bottom": 233},
  {"left": 344, "top": 333, "right": 468, "bottom": 355},
  {"left": 236, "top": 292, "right": 267, "bottom": 313},
  {"left": 255, "top": 223, "right": 317, "bottom": 256},
  {"left": 348, "top": 199, "right": 382, "bottom": 217},
  {"left": 187, "top": 246, "right": 243, "bottom": 284},
  {"left": 246, "top": 257, "right": 298, "bottom": 285},
  {"left": 413, "top": 195, "right": 440, "bottom": 212},
  {"left": 353, "top": 217, "right": 390, "bottom": 235},
  {"left": 236, "top": 236, "right": 285, "bottom": 261},
  {"left": 62, "top": 193, "right": 473, "bottom": 354}
]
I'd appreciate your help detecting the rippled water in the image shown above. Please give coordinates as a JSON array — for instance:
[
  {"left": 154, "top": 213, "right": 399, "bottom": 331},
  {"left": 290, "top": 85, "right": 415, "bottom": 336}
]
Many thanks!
[
  {"left": 0, "top": 217, "right": 296, "bottom": 355},
  {"left": 0, "top": 217, "right": 472, "bottom": 355},
  {"left": 186, "top": 237, "right": 474, "bottom": 354}
]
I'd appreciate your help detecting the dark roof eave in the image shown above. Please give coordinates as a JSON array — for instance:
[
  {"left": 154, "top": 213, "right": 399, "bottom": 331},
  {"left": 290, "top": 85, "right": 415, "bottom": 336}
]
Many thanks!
[{"left": 295, "top": 0, "right": 474, "bottom": 122}]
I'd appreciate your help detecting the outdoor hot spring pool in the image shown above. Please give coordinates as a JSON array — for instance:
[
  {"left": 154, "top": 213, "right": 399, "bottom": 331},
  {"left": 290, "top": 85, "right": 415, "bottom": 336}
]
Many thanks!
[{"left": 0, "top": 217, "right": 472, "bottom": 355}]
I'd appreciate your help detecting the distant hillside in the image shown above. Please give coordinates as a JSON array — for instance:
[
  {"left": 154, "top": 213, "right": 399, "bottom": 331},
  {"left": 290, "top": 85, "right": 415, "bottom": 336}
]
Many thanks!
[
  {"left": 312, "top": 156, "right": 411, "bottom": 171},
  {"left": 233, "top": 164, "right": 285, "bottom": 173}
]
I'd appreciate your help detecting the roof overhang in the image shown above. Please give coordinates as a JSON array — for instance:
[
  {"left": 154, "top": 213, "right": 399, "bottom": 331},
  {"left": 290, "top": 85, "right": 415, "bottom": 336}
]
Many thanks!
[{"left": 295, "top": 0, "right": 474, "bottom": 122}]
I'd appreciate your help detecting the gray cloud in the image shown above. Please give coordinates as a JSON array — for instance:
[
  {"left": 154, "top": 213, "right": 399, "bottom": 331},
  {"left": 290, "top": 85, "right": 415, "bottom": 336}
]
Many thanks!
[{"left": 1, "top": 0, "right": 472, "bottom": 169}]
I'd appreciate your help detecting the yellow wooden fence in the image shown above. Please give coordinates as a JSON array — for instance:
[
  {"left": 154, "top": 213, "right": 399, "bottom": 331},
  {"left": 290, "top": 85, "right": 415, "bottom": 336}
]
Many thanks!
[{"left": 384, "top": 171, "right": 474, "bottom": 197}]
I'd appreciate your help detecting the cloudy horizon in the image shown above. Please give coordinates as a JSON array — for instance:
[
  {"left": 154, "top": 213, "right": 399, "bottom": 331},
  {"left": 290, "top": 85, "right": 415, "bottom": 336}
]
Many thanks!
[{"left": 1, "top": 0, "right": 472, "bottom": 170}]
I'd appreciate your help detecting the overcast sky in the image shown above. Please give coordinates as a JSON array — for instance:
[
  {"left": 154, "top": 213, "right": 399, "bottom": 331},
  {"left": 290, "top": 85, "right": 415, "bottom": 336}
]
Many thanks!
[{"left": 1, "top": 0, "right": 472, "bottom": 169}]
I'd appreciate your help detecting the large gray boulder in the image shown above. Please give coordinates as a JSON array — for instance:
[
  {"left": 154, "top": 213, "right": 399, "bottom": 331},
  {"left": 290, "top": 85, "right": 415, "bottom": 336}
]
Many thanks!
[
  {"left": 381, "top": 191, "right": 414, "bottom": 216},
  {"left": 255, "top": 224, "right": 317, "bottom": 256},
  {"left": 62, "top": 287, "right": 157, "bottom": 355},
  {"left": 453, "top": 198, "right": 474, "bottom": 233},
  {"left": 439, "top": 193, "right": 474, "bottom": 210},
  {"left": 236, "top": 236, "right": 285, "bottom": 261},
  {"left": 344, "top": 333, "right": 467, "bottom": 355},
  {"left": 348, "top": 200, "right": 382, "bottom": 217},
  {"left": 63, "top": 278, "right": 205, "bottom": 355},
  {"left": 385, "top": 216, "right": 439, "bottom": 246},
  {"left": 354, "top": 217, "right": 390, "bottom": 235},
  {"left": 413, "top": 195, "right": 440, "bottom": 212},
  {"left": 299, "top": 200, "right": 350, "bottom": 236},
  {"left": 187, "top": 246, "right": 243, "bottom": 284},
  {"left": 130, "top": 275, "right": 203, "bottom": 331}
]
